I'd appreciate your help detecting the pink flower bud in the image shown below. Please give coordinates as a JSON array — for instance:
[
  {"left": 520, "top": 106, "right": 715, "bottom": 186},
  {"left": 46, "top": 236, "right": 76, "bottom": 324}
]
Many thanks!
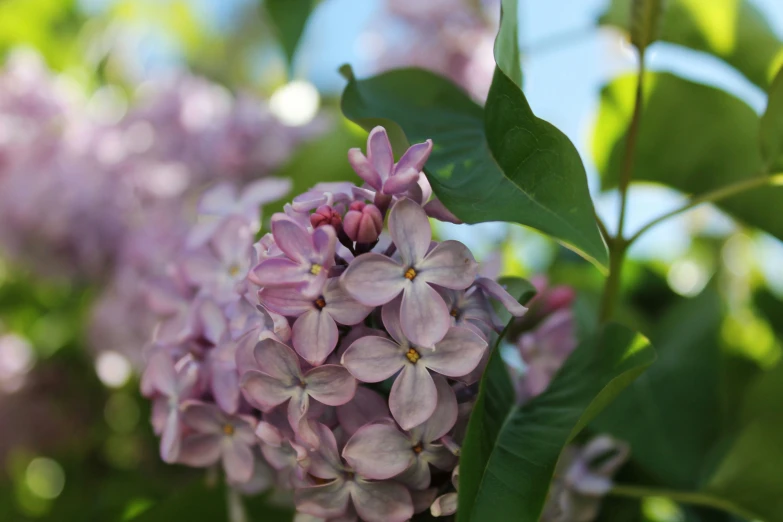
[
  {"left": 343, "top": 202, "right": 383, "bottom": 243},
  {"left": 310, "top": 205, "right": 342, "bottom": 229}
]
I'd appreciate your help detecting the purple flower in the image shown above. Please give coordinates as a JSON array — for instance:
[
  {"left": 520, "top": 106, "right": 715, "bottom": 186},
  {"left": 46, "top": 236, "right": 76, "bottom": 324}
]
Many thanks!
[
  {"left": 259, "top": 278, "right": 373, "bottom": 366},
  {"left": 239, "top": 338, "right": 357, "bottom": 448},
  {"left": 517, "top": 309, "right": 577, "bottom": 399},
  {"left": 341, "top": 198, "right": 478, "bottom": 347},
  {"left": 143, "top": 350, "right": 198, "bottom": 463},
  {"left": 178, "top": 401, "right": 258, "bottom": 483},
  {"left": 182, "top": 216, "right": 254, "bottom": 304},
  {"left": 249, "top": 215, "right": 336, "bottom": 298},
  {"left": 341, "top": 299, "right": 486, "bottom": 429},
  {"left": 294, "top": 423, "right": 413, "bottom": 522},
  {"left": 348, "top": 126, "right": 432, "bottom": 196},
  {"left": 188, "top": 178, "right": 292, "bottom": 247},
  {"left": 256, "top": 408, "right": 310, "bottom": 489},
  {"left": 342, "top": 375, "right": 458, "bottom": 489},
  {"left": 336, "top": 386, "right": 390, "bottom": 437}
]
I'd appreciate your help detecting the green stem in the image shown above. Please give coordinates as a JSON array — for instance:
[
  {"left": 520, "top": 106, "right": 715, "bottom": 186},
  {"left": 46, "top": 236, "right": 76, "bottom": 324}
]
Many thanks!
[
  {"left": 625, "top": 172, "right": 783, "bottom": 247},
  {"left": 609, "top": 484, "right": 758, "bottom": 520},
  {"left": 599, "top": 51, "right": 646, "bottom": 322}
]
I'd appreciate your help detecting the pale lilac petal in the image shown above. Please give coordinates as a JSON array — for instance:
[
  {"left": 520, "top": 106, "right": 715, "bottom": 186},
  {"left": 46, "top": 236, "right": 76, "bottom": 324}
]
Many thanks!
[
  {"left": 336, "top": 387, "right": 390, "bottom": 436},
  {"left": 305, "top": 365, "right": 357, "bottom": 406},
  {"left": 395, "top": 139, "right": 432, "bottom": 174},
  {"left": 253, "top": 338, "right": 302, "bottom": 381},
  {"left": 425, "top": 327, "right": 487, "bottom": 377},
  {"left": 293, "top": 309, "right": 339, "bottom": 366},
  {"left": 160, "top": 409, "right": 181, "bottom": 463},
  {"left": 388, "top": 198, "right": 431, "bottom": 266},
  {"left": 348, "top": 148, "right": 382, "bottom": 191},
  {"left": 322, "top": 279, "right": 373, "bottom": 325},
  {"left": 250, "top": 257, "right": 308, "bottom": 287},
  {"left": 422, "top": 444, "right": 458, "bottom": 471},
  {"left": 233, "top": 417, "right": 258, "bottom": 445},
  {"left": 367, "top": 126, "right": 394, "bottom": 181},
  {"left": 380, "top": 295, "right": 407, "bottom": 345},
  {"left": 178, "top": 433, "right": 222, "bottom": 467},
  {"left": 423, "top": 197, "right": 462, "bottom": 224},
  {"left": 382, "top": 167, "right": 421, "bottom": 194},
  {"left": 350, "top": 479, "right": 413, "bottom": 522},
  {"left": 390, "top": 363, "right": 437, "bottom": 430},
  {"left": 211, "top": 216, "right": 253, "bottom": 265},
  {"left": 196, "top": 299, "right": 228, "bottom": 344},
  {"left": 145, "top": 350, "right": 177, "bottom": 397},
  {"left": 341, "top": 336, "right": 405, "bottom": 382},
  {"left": 399, "top": 457, "right": 431, "bottom": 490},
  {"left": 343, "top": 423, "right": 414, "bottom": 480},
  {"left": 308, "top": 422, "right": 343, "bottom": 478},
  {"left": 223, "top": 438, "right": 254, "bottom": 483},
  {"left": 312, "top": 225, "right": 337, "bottom": 265},
  {"left": 420, "top": 375, "right": 458, "bottom": 442},
  {"left": 182, "top": 250, "right": 221, "bottom": 287},
  {"left": 476, "top": 277, "right": 528, "bottom": 317},
  {"left": 198, "top": 182, "right": 238, "bottom": 215},
  {"left": 239, "top": 177, "right": 292, "bottom": 209},
  {"left": 401, "top": 281, "right": 451, "bottom": 348},
  {"left": 271, "top": 215, "right": 313, "bottom": 263},
  {"left": 256, "top": 421, "right": 284, "bottom": 447},
  {"left": 287, "top": 391, "right": 310, "bottom": 436},
  {"left": 411, "top": 488, "right": 438, "bottom": 514},
  {"left": 258, "top": 287, "right": 314, "bottom": 317},
  {"left": 211, "top": 362, "right": 240, "bottom": 413},
  {"left": 240, "top": 370, "right": 294, "bottom": 410},
  {"left": 340, "top": 253, "right": 405, "bottom": 306},
  {"left": 430, "top": 492, "right": 458, "bottom": 517},
  {"left": 417, "top": 240, "right": 478, "bottom": 289},
  {"left": 181, "top": 402, "right": 225, "bottom": 433},
  {"left": 295, "top": 479, "right": 351, "bottom": 519}
]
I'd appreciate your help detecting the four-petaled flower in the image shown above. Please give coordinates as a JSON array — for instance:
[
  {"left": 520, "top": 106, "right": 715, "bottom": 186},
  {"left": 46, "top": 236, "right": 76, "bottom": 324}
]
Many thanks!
[
  {"left": 294, "top": 423, "right": 414, "bottom": 522},
  {"left": 259, "top": 278, "right": 373, "bottom": 366},
  {"left": 342, "top": 375, "right": 458, "bottom": 490},
  {"left": 249, "top": 215, "right": 336, "bottom": 298},
  {"left": 341, "top": 298, "right": 486, "bottom": 429},
  {"left": 178, "top": 401, "right": 258, "bottom": 483},
  {"left": 240, "top": 338, "right": 357, "bottom": 448},
  {"left": 341, "top": 198, "right": 478, "bottom": 348}
]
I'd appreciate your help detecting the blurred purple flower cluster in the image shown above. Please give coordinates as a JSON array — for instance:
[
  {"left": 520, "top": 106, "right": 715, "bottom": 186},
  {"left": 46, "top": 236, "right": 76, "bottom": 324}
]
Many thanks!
[
  {"left": 140, "top": 126, "right": 626, "bottom": 521},
  {"left": 372, "top": 0, "right": 499, "bottom": 101}
]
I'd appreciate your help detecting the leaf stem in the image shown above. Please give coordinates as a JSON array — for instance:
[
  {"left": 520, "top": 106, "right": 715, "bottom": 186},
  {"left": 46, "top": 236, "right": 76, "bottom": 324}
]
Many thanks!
[
  {"left": 594, "top": 210, "right": 611, "bottom": 245},
  {"left": 625, "top": 172, "right": 783, "bottom": 247},
  {"left": 599, "top": 51, "right": 646, "bottom": 322},
  {"left": 609, "top": 484, "right": 758, "bottom": 520}
]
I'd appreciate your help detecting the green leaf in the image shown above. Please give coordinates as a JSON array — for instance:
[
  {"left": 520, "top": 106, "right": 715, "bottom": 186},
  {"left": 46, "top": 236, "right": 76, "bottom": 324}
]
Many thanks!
[
  {"left": 760, "top": 64, "right": 783, "bottom": 172},
  {"left": 264, "top": 0, "right": 315, "bottom": 69},
  {"left": 592, "top": 287, "right": 723, "bottom": 489},
  {"left": 600, "top": 0, "right": 783, "bottom": 89},
  {"left": 593, "top": 72, "right": 783, "bottom": 242},
  {"left": 494, "top": 0, "right": 522, "bottom": 89},
  {"left": 630, "top": 0, "right": 666, "bottom": 53},
  {"left": 340, "top": 0, "right": 607, "bottom": 268},
  {"left": 457, "top": 323, "right": 656, "bottom": 522}
]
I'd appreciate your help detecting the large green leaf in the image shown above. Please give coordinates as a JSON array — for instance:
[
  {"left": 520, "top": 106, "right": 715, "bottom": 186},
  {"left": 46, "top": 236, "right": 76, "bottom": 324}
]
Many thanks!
[
  {"left": 600, "top": 0, "right": 783, "bottom": 89},
  {"left": 340, "top": 0, "right": 607, "bottom": 268},
  {"left": 457, "top": 323, "right": 656, "bottom": 522},
  {"left": 592, "top": 287, "right": 723, "bottom": 489},
  {"left": 761, "top": 64, "right": 783, "bottom": 172},
  {"left": 593, "top": 72, "right": 783, "bottom": 241},
  {"left": 704, "top": 363, "right": 783, "bottom": 521},
  {"left": 264, "top": 0, "right": 315, "bottom": 69}
]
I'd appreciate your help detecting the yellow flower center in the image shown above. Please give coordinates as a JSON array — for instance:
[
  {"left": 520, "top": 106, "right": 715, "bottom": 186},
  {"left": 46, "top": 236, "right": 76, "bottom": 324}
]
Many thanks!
[
  {"left": 413, "top": 444, "right": 423, "bottom": 454},
  {"left": 450, "top": 308, "right": 459, "bottom": 318},
  {"left": 223, "top": 424, "right": 235, "bottom": 436},
  {"left": 228, "top": 264, "right": 241, "bottom": 277},
  {"left": 314, "top": 297, "right": 326, "bottom": 310},
  {"left": 406, "top": 348, "right": 421, "bottom": 364},
  {"left": 310, "top": 264, "right": 323, "bottom": 275},
  {"left": 404, "top": 267, "right": 417, "bottom": 280}
]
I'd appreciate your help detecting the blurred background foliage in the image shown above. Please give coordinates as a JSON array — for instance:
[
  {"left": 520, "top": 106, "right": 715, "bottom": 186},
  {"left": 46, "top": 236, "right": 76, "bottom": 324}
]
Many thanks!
[{"left": 1, "top": 0, "right": 783, "bottom": 521}]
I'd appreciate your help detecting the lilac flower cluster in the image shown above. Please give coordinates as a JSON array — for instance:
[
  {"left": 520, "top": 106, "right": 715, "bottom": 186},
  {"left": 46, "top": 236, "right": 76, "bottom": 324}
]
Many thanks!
[
  {"left": 140, "top": 126, "right": 628, "bottom": 521},
  {"left": 370, "top": 0, "right": 499, "bottom": 101}
]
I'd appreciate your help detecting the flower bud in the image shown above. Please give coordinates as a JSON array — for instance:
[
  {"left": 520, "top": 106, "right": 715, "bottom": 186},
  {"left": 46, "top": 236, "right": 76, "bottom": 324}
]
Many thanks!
[
  {"left": 343, "top": 201, "right": 383, "bottom": 243},
  {"left": 310, "top": 205, "right": 342, "bottom": 229}
]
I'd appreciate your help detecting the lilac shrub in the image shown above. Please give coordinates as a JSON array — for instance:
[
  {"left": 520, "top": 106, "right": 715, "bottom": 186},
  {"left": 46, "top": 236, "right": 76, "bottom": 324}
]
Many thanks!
[{"left": 140, "top": 125, "right": 628, "bottom": 520}]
